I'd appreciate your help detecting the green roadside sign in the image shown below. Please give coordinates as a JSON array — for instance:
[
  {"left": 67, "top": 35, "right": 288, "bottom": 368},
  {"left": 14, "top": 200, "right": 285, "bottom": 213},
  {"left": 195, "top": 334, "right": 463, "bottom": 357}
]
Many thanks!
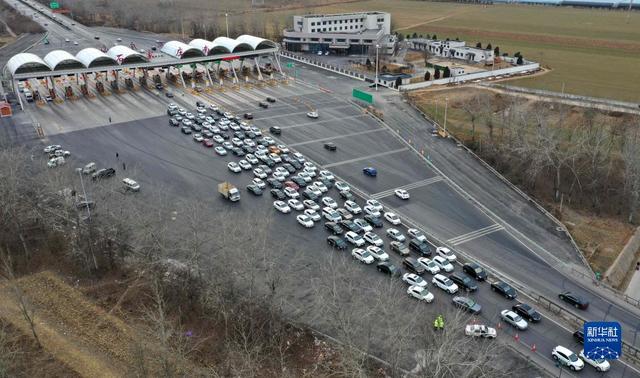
[
  {"left": 286, "top": 62, "right": 295, "bottom": 68},
  {"left": 352, "top": 88, "right": 373, "bottom": 104},
  {"left": 50, "top": 2, "right": 59, "bottom": 9}
]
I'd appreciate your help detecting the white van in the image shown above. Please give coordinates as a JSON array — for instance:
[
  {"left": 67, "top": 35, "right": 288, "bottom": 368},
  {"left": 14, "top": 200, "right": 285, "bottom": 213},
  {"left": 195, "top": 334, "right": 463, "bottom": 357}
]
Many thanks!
[
  {"left": 122, "top": 178, "right": 140, "bottom": 192},
  {"left": 82, "top": 162, "right": 96, "bottom": 175}
]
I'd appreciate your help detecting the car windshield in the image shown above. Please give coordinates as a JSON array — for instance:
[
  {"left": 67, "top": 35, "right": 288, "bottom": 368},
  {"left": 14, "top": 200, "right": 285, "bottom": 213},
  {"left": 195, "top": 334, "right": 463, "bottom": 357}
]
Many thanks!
[
  {"left": 513, "top": 315, "right": 523, "bottom": 322},
  {"left": 474, "top": 268, "right": 483, "bottom": 273},
  {"left": 568, "top": 353, "right": 578, "bottom": 362}
]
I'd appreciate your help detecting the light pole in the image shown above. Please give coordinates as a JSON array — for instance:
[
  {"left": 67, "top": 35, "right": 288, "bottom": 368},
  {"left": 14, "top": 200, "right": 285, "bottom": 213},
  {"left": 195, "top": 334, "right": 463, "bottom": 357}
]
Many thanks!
[
  {"left": 375, "top": 44, "right": 380, "bottom": 91},
  {"left": 225, "top": 13, "right": 229, "bottom": 38},
  {"left": 77, "top": 169, "right": 91, "bottom": 221},
  {"left": 443, "top": 97, "right": 449, "bottom": 135}
]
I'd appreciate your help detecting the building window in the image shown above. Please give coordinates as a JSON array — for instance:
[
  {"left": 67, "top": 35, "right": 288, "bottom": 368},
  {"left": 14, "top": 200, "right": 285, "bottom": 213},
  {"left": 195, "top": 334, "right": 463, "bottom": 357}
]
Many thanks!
[
  {"left": 350, "top": 39, "right": 359, "bottom": 43},
  {"left": 363, "top": 39, "right": 373, "bottom": 43},
  {"left": 311, "top": 22, "right": 315, "bottom": 26},
  {"left": 311, "top": 29, "right": 315, "bottom": 33},
  {"left": 310, "top": 38, "right": 319, "bottom": 41},
  {"left": 322, "top": 21, "right": 326, "bottom": 25},
  {"left": 337, "top": 39, "right": 346, "bottom": 42}
]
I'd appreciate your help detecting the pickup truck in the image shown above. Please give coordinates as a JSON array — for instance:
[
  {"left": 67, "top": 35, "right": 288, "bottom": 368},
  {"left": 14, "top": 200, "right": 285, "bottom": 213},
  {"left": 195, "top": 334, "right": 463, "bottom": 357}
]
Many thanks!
[
  {"left": 489, "top": 279, "right": 517, "bottom": 299},
  {"left": 218, "top": 182, "right": 240, "bottom": 202}
]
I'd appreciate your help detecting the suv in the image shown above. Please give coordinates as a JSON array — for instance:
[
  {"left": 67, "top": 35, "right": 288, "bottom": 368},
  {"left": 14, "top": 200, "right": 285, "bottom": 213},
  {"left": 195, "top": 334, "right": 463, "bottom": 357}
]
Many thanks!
[
  {"left": 122, "top": 178, "right": 140, "bottom": 192},
  {"left": 403, "top": 257, "right": 426, "bottom": 275},
  {"left": 463, "top": 262, "right": 487, "bottom": 281},
  {"left": 244, "top": 113, "right": 253, "bottom": 119},
  {"left": 327, "top": 236, "right": 347, "bottom": 250},
  {"left": 409, "top": 239, "right": 431, "bottom": 257},
  {"left": 324, "top": 142, "right": 337, "bottom": 151},
  {"left": 269, "top": 126, "right": 281, "bottom": 135},
  {"left": 376, "top": 262, "right": 399, "bottom": 276},
  {"left": 448, "top": 273, "right": 478, "bottom": 292},
  {"left": 551, "top": 345, "right": 584, "bottom": 371},
  {"left": 390, "top": 241, "right": 410, "bottom": 256},
  {"left": 512, "top": 303, "right": 542, "bottom": 323},
  {"left": 92, "top": 168, "right": 116, "bottom": 180},
  {"left": 490, "top": 280, "right": 517, "bottom": 299}
]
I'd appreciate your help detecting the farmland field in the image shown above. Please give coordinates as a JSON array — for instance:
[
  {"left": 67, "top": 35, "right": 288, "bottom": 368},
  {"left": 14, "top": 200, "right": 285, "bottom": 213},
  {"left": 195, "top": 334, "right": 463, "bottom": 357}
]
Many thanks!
[{"left": 271, "top": 0, "right": 640, "bottom": 102}]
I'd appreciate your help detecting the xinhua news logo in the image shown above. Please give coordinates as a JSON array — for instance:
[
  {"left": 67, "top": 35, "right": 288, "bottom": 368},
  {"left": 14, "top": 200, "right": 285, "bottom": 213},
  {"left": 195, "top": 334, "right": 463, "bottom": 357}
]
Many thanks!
[{"left": 584, "top": 321, "right": 622, "bottom": 360}]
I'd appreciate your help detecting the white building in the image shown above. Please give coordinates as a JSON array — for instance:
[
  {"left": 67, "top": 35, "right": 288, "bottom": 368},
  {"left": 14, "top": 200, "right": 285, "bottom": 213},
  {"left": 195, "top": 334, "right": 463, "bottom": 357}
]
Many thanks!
[
  {"left": 283, "top": 12, "right": 395, "bottom": 55},
  {"left": 408, "top": 38, "right": 494, "bottom": 65}
]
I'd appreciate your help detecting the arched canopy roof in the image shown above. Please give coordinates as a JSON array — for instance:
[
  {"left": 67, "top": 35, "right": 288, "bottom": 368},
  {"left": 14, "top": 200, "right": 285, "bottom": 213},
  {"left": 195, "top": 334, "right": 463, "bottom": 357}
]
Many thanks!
[
  {"left": 43, "top": 50, "right": 84, "bottom": 70},
  {"left": 76, "top": 48, "right": 117, "bottom": 68},
  {"left": 6, "top": 53, "right": 50, "bottom": 75},
  {"left": 212, "top": 37, "right": 253, "bottom": 53},
  {"left": 188, "top": 39, "right": 228, "bottom": 55},
  {"left": 236, "top": 35, "right": 277, "bottom": 50},
  {"left": 162, "top": 40, "right": 204, "bottom": 59},
  {"left": 107, "top": 45, "right": 148, "bottom": 64}
]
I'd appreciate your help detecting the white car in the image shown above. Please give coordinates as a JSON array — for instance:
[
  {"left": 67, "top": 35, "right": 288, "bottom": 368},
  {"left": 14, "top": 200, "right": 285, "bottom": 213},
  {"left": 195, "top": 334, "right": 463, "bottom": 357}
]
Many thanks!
[
  {"left": 307, "top": 111, "right": 319, "bottom": 118},
  {"left": 335, "top": 181, "right": 350, "bottom": 192},
  {"left": 193, "top": 133, "right": 204, "bottom": 142},
  {"left": 354, "top": 218, "right": 372, "bottom": 232},
  {"left": 579, "top": 349, "right": 610, "bottom": 372},
  {"left": 293, "top": 152, "right": 305, "bottom": 163},
  {"left": 553, "top": 346, "right": 584, "bottom": 371},
  {"left": 465, "top": 324, "right": 497, "bottom": 338},
  {"left": 277, "top": 144, "right": 290, "bottom": 154},
  {"left": 269, "top": 153, "right": 282, "bottom": 163},
  {"left": 432, "top": 256, "right": 454, "bottom": 272},
  {"left": 273, "top": 171, "right": 287, "bottom": 182},
  {"left": 303, "top": 167, "right": 317, "bottom": 178},
  {"left": 363, "top": 232, "right": 384, "bottom": 247},
  {"left": 47, "top": 156, "right": 65, "bottom": 168},
  {"left": 227, "top": 162, "right": 241, "bottom": 173},
  {"left": 298, "top": 171, "right": 312, "bottom": 183},
  {"left": 366, "top": 199, "right": 383, "bottom": 212},
  {"left": 407, "top": 286, "right": 434, "bottom": 303},
  {"left": 304, "top": 209, "right": 321, "bottom": 222},
  {"left": 319, "top": 170, "right": 335, "bottom": 181},
  {"left": 363, "top": 205, "right": 381, "bottom": 218},
  {"left": 296, "top": 214, "right": 314, "bottom": 228},
  {"left": 307, "top": 185, "right": 322, "bottom": 197},
  {"left": 287, "top": 199, "right": 304, "bottom": 211},
  {"left": 284, "top": 187, "right": 300, "bottom": 199},
  {"left": 322, "top": 196, "right": 338, "bottom": 209},
  {"left": 345, "top": 231, "right": 365, "bottom": 247},
  {"left": 253, "top": 168, "right": 267, "bottom": 179},
  {"left": 417, "top": 257, "right": 440, "bottom": 274},
  {"left": 246, "top": 154, "right": 259, "bottom": 165},
  {"left": 366, "top": 246, "right": 389, "bottom": 261},
  {"left": 437, "top": 247, "right": 457, "bottom": 262},
  {"left": 386, "top": 228, "right": 406, "bottom": 242},
  {"left": 384, "top": 212, "right": 401, "bottom": 225},
  {"left": 303, "top": 199, "right": 320, "bottom": 210},
  {"left": 215, "top": 147, "right": 227, "bottom": 156},
  {"left": 500, "top": 310, "right": 528, "bottom": 331},
  {"left": 351, "top": 248, "right": 375, "bottom": 264},
  {"left": 432, "top": 274, "right": 459, "bottom": 294},
  {"left": 44, "top": 144, "right": 62, "bottom": 153},
  {"left": 395, "top": 189, "right": 410, "bottom": 200},
  {"left": 313, "top": 181, "right": 328, "bottom": 193},
  {"left": 344, "top": 200, "right": 362, "bottom": 214},
  {"left": 238, "top": 160, "right": 252, "bottom": 170},
  {"left": 275, "top": 167, "right": 289, "bottom": 178},
  {"left": 252, "top": 178, "right": 266, "bottom": 189},
  {"left": 273, "top": 200, "right": 291, "bottom": 214},
  {"left": 402, "top": 273, "right": 427, "bottom": 287},
  {"left": 408, "top": 228, "right": 427, "bottom": 242},
  {"left": 322, "top": 207, "right": 342, "bottom": 222}
]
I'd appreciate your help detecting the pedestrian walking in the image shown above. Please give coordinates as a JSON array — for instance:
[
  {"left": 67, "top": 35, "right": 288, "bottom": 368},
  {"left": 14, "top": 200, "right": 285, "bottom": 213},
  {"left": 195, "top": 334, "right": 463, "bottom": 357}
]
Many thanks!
[
  {"left": 116, "top": 152, "right": 119, "bottom": 160},
  {"left": 109, "top": 116, "right": 112, "bottom": 123},
  {"left": 122, "top": 162, "right": 126, "bottom": 171}
]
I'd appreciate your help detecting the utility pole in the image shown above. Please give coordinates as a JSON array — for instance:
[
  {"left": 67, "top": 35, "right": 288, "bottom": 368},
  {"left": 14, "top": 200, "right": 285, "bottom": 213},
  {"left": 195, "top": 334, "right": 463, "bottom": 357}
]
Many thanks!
[
  {"left": 375, "top": 44, "right": 380, "bottom": 91},
  {"left": 443, "top": 97, "right": 448, "bottom": 135},
  {"left": 225, "top": 13, "right": 229, "bottom": 38}
]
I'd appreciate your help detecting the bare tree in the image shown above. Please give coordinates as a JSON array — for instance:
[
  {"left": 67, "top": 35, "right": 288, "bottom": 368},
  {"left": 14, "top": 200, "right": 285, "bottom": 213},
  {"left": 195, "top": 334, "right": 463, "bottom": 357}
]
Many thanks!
[{"left": 623, "top": 126, "right": 640, "bottom": 223}]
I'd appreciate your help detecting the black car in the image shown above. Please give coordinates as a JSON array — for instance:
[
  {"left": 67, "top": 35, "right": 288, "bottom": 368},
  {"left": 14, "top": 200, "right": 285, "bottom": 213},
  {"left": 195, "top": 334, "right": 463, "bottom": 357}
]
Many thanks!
[
  {"left": 267, "top": 178, "right": 283, "bottom": 189},
  {"left": 259, "top": 165, "right": 273, "bottom": 175},
  {"left": 231, "top": 147, "right": 245, "bottom": 156},
  {"left": 320, "top": 177, "right": 334, "bottom": 189},
  {"left": 409, "top": 239, "right": 431, "bottom": 257},
  {"left": 266, "top": 97, "right": 276, "bottom": 103},
  {"left": 270, "top": 189, "right": 286, "bottom": 200},
  {"left": 155, "top": 83, "right": 164, "bottom": 90},
  {"left": 167, "top": 109, "right": 177, "bottom": 116},
  {"left": 191, "top": 124, "right": 202, "bottom": 132},
  {"left": 247, "top": 184, "right": 263, "bottom": 196},
  {"left": 377, "top": 262, "right": 399, "bottom": 276},
  {"left": 202, "top": 130, "right": 213, "bottom": 138},
  {"left": 324, "top": 222, "right": 344, "bottom": 235},
  {"left": 290, "top": 160, "right": 303, "bottom": 170},
  {"left": 246, "top": 131, "right": 257, "bottom": 139},
  {"left": 390, "top": 241, "right": 410, "bottom": 256},
  {"left": 558, "top": 292, "right": 589, "bottom": 310},
  {"left": 452, "top": 296, "right": 482, "bottom": 314},
  {"left": 181, "top": 126, "right": 192, "bottom": 134},
  {"left": 340, "top": 190, "right": 355, "bottom": 201},
  {"left": 448, "top": 273, "right": 478, "bottom": 292},
  {"left": 234, "top": 131, "right": 246, "bottom": 139},
  {"left": 165, "top": 92, "right": 174, "bottom": 98},
  {"left": 340, "top": 219, "right": 363, "bottom": 233},
  {"left": 269, "top": 126, "right": 281, "bottom": 135},
  {"left": 244, "top": 113, "right": 254, "bottom": 119},
  {"left": 324, "top": 142, "right": 337, "bottom": 151},
  {"left": 242, "top": 145, "right": 256, "bottom": 154},
  {"left": 262, "top": 158, "right": 275, "bottom": 167},
  {"left": 92, "top": 168, "right": 116, "bottom": 180},
  {"left": 490, "top": 280, "right": 517, "bottom": 299},
  {"left": 291, "top": 176, "right": 307, "bottom": 187},
  {"left": 219, "top": 132, "right": 230, "bottom": 140},
  {"left": 303, "top": 190, "right": 319, "bottom": 201},
  {"left": 364, "top": 214, "right": 383, "bottom": 228},
  {"left": 512, "top": 303, "right": 542, "bottom": 323},
  {"left": 196, "top": 101, "right": 205, "bottom": 108},
  {"left": 403, "top": 257, "right": 426, "bottom": 275},
  {"left": 259, "top": 102, "right": 268, "bottom": 108},
  {"left": 282, "top": 163, "right": 296, "bottom": 174},
  {"left": 169, "top": 118, "right": 180, "bottom": 127},
  {"left": 327, "top": 236, "right": 347, "bottom": 250},
  {"left": 573, "top": 330, "right": 584, "bottom": 344},
  {"left": 463, "top": 262, "right": 488, "bottom": 281}
]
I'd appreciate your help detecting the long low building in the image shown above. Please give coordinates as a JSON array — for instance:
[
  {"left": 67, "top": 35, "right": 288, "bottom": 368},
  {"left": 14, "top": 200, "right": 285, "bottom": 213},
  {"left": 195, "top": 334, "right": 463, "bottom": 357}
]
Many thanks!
[{"left": 4, "top": 34, "right": 279, "bottom": 79}]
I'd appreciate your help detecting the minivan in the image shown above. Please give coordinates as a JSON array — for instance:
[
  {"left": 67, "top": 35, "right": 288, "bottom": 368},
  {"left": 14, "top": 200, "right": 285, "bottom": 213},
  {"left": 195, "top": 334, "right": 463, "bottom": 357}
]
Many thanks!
[{"left": 269, "top": 126, "right": 281, "bottom": 135}]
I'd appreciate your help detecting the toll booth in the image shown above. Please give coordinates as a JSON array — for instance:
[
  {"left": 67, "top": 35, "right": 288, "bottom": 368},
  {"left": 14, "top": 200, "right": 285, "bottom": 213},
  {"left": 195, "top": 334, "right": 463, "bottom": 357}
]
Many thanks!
[
  {"left": 80, "top": 84, "right": 89, "bottom": 96},
  {"left": 96, "top": 81, "right": 105, "bottom": 94},
  {"left": 125, "top": 77, "right": 133, "bottom": 89},
  {"left": 110, "top": 81, "right": 118, "bottom": 90},
  {"left": 49, "top": 88, "right": 56, "bottom": 100},
  {"left": 139, "top": 75, "right": 147, "bottom": 87},
  {"left": 64, "top": 86, "right": 73, "bottom": 98}
]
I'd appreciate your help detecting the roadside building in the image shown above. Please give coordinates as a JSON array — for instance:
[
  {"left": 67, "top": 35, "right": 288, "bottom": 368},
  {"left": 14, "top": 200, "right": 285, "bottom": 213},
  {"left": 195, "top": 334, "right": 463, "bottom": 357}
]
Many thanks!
[
  {"left": 283, "top": 12, "right": 396, "bottom": 55},
  {"left": 378, "top": 73, "right": 412, "bottom": 88},
  {"left": 408, "top": 38, "right": 494, "bottom": 65}
]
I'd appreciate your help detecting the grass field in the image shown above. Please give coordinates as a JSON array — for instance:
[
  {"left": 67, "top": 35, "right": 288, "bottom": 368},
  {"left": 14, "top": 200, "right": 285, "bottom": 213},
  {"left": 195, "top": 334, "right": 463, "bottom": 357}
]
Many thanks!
[{"left": 270, "top": 1, "right": 640, "bottom": 102}]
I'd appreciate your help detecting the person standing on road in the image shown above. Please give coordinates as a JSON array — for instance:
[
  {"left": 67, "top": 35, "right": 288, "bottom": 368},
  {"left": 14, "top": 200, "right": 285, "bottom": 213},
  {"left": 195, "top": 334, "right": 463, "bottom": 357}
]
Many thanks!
[
  {"left": 122, "top": 162, "right": 126, "bottom": 171},
  {"left": 109, "top": 116, "right": 112, "bottom": 123},
  {"left": 116, "top": 152, "right": 119, "bottom": 160}
]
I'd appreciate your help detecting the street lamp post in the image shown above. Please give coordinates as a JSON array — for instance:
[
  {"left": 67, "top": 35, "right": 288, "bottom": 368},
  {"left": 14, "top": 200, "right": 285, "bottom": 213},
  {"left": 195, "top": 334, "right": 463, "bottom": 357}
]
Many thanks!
[
  {"left": 443, "top": 97, "right": 449, "bottom": 134},
  {"left": 375, "top": 44, "right": 380, "bottom": 91},
  {"left": 225, "top": 13, "right": 229, "bottom": 38}
]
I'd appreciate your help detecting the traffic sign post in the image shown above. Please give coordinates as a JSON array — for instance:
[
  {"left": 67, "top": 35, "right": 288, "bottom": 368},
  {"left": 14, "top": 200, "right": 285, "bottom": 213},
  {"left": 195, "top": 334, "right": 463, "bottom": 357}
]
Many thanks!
[
  {"left": 352, "top": 88, "right": 373, "bottom": 104},
  {"left": 50, "top": 2, "right": 59, "bottom": 9}
]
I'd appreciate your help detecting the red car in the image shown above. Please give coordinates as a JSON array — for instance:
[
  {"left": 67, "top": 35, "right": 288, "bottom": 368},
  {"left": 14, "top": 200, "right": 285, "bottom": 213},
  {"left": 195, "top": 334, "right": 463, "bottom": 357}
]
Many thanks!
[
  {"left": 202, "top": 139, "right": 214, "bottom": 148},
  {"left": 284, "top": 181, "right": 299, "bottom": 191}
]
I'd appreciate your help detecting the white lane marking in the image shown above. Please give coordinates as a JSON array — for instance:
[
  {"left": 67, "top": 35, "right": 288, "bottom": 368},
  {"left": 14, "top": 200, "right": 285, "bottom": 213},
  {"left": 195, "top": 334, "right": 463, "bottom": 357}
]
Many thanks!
[
  {"left": 370, "top": 176, "right": 444, "bottom": 200},
  {"left": 447, "top": 224, "right": 504, "bottom": 246},
  {"left": 287, "top": 128, "right": 386, "bottom": 147},
  {"left": 280, "top": 114, "right": 367, "bottom": 130},
  {"left": 323, "top": 148, "right": 409, "bottom": 168}
]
